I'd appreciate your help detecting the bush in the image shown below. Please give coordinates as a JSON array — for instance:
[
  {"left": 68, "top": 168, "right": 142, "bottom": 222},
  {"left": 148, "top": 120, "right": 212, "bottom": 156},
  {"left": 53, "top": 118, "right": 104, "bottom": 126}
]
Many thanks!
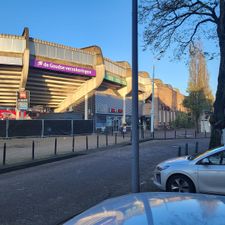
[{"left": 171, "top": 112, "right": 194, "bottom": 129}]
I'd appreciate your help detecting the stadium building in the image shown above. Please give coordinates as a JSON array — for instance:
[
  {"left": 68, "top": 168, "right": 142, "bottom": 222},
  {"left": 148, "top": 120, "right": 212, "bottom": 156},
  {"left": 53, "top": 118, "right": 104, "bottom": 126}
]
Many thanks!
[{"left": 0, "top": 28, "right": 185, "bottom": 131}]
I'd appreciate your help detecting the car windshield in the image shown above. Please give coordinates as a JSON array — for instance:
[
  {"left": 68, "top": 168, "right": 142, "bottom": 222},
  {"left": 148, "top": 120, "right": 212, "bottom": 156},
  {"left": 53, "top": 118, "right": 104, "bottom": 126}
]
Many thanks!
[{"left": 188, "top": 148, "right": 218, "bottom": 160}]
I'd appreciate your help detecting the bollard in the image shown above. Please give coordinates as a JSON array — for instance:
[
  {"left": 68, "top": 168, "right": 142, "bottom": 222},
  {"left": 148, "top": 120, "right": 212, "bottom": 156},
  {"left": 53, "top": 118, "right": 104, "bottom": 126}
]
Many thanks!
[
  {"left": 54, "top": 138, "right": 57, "bottom": 155},
  {"left": 195, "top": 142, "right": 199, "bottom": 153},
  {"left": 122, "top": 131, "right": 125, "bottom": 139},
  {"left": 152, "top": 131, "right": 155, "bottom": 139},
  {"left": 6, "top": 120, "right": 9, "bottom": 139},
  {"left": 106, "top": 133, "right": 108, "bottom": 146},
  {"left": 115, "top": 133, "right": 117, "bottom": 144},
  {"left": 141, "top": 128, "right": 144, "bottom": 139},
  {"left": 175, "top": 130, "right": 176, "bottom": 139},
  {"left": 3, "top": 143, "right": 6, "bottom": 165},
  {"left": 97, "top": 134, "right": 99, "bottom": 148},
  {"left": 178, "top": 146, "right": 181, "bottom": 157},
  {"left": 164, "top": 129, "right": 166, "bottom": 139},
  {"left": 195, "top": 130, "right": 197, "bottom": 139},
  {"left": 205, "top": 131, "right": 207, "bottom": 138},
  {"left": 32, "top": 140, "right": 35, "bottom": 160},
  {"left": 41, "top": 120, "right": 44, "bottom": 138},
  {"left": 185, "top": 129, "right": 187, "bottom": 138},
  {"left": 185, "top": 143, "right": 189, "bottom": 155},
  {"left": 86, "top": 136, "right": 88, "bottom": 150},
  {"left": 72, "top": 135, "right": 75, "bottom": 152}
]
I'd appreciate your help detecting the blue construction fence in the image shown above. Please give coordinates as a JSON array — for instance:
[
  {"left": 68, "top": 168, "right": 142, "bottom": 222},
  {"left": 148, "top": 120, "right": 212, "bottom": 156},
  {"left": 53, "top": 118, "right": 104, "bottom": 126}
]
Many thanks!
[{"left": 0, "top": 119, "right": 93, "bottom": 138}]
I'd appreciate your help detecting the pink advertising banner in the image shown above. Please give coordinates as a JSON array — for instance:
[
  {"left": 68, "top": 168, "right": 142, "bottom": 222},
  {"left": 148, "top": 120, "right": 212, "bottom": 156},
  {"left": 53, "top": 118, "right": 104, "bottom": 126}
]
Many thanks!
[{"left": 30, "top": 59, "right": 96, "bottom": 77}]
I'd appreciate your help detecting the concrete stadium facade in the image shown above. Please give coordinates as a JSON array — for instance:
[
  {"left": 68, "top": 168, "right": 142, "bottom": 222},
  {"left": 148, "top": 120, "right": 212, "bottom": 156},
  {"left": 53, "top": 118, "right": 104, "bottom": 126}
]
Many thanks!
[{"left": 0, "top": 28, "right": 185, "bottom": 130}]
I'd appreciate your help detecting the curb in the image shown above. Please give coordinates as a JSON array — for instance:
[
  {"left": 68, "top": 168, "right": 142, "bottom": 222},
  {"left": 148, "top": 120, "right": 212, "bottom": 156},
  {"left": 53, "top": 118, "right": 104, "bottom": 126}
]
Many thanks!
[{"left": 0, "top": 152, "right": 85, "bottom": 174}]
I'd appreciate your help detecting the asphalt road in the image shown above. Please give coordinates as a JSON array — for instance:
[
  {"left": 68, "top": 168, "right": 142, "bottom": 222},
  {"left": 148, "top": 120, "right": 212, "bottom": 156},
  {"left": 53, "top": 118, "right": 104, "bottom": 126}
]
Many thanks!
[{"left": 0, "top": 138, "right": 209, "bottom": 225}]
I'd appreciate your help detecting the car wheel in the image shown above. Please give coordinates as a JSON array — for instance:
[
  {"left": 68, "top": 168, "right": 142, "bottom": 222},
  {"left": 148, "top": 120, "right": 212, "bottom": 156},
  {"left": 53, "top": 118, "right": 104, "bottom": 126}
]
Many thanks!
[{"left": 166, "top": 174, "right": 195, "bottom": 193}]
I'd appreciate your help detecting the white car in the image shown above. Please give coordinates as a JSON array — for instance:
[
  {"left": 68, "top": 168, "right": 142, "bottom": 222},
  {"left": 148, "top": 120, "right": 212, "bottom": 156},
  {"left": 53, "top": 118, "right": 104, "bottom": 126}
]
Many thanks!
[
  {"left": 63, "top": 192, "right": 225, "bottom": 225},
  {"left": 153, "top": 145, "right": 225, "bottom": 194}
]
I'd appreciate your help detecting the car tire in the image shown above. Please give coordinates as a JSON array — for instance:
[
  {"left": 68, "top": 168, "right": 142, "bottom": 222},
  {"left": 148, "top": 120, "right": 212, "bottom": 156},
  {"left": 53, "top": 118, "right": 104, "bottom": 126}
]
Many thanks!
[{"left": 166, "top": 174, "right": 196, "bottom": 193}]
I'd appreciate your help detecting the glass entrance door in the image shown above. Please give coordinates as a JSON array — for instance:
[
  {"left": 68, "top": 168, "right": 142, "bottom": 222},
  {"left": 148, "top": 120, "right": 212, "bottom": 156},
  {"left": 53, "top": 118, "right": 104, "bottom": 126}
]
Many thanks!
[{"left": 113, "top": 118, "right": 119, "bottom": 132}]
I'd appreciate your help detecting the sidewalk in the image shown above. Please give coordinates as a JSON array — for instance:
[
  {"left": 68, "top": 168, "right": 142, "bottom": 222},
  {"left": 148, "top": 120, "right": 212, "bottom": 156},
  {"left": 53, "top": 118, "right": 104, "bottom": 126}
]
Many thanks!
[
  {"left": 0, "top": 133, "right": 131, "bottom": 166},
  {"left": 0, "top": 129, "right": 210, "bottom": 167}
]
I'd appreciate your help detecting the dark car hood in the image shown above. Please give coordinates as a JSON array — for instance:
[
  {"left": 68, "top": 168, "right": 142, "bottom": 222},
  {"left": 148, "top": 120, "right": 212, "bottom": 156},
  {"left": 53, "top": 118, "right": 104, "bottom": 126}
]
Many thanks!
[{"left": 63, "top": 192, "right": 225, "bottom": 225}]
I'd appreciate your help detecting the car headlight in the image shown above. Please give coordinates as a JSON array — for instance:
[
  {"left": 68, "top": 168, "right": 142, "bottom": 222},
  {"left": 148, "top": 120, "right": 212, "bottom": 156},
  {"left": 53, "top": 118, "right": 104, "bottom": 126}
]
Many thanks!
[{"left": 156, "top": 165, "right": 170, "bottom": 171}]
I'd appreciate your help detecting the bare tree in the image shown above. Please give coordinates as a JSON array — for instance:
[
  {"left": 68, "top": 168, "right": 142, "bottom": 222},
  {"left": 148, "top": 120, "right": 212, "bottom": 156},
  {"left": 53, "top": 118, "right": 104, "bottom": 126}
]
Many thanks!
[{"left": 139, "top": 0, "right": 225, "bottom": 147}]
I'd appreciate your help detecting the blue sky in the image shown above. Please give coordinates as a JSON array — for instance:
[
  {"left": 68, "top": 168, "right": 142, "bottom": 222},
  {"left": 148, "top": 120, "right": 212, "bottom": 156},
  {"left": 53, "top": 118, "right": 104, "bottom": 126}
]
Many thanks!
[{"left": 0, "top": 0, "right": 219, "bottom": 95}]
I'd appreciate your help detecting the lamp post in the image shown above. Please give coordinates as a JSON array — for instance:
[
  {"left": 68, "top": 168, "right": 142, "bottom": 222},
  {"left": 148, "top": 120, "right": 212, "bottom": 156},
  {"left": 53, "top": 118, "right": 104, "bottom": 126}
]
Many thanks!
[
  {"left": 151, "top": 65, "right": 155, "bottom": 133},
  {"left": 150, "top": 52, "right": 163, "bottom": 134}
]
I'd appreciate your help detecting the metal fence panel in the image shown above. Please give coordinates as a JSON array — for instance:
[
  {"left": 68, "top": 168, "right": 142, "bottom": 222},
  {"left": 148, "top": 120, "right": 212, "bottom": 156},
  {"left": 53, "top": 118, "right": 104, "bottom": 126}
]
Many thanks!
[
  {"left": 8, "top": 120, "right": 42, "bottom": 137},
  {"left": 44, "top": 120, "right": 71, "bottom": 136},
  {"left": 73, "top": 120, "right": 93, "bottom": 134},
  {"left": 0, "top": 120, "right": 6, "bottom": 137}
]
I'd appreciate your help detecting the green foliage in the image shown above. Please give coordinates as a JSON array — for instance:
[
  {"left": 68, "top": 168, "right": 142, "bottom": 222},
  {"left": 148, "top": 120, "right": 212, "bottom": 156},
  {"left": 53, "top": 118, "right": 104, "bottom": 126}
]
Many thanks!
[
  {"left": 183, "top": 89, "right": 213, "bottom": 132},
  {"left": 183, "top": 90, "right": 213, "bottom": 116},
  {"left": 171, "top": 112, "right": 194, "bottom": 129}
]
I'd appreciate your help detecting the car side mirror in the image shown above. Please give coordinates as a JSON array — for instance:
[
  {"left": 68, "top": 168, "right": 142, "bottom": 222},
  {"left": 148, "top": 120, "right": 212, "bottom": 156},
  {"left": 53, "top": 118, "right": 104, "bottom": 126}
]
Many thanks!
[{"left": 201, "top": 158, "right": 210, "bottom": 165}]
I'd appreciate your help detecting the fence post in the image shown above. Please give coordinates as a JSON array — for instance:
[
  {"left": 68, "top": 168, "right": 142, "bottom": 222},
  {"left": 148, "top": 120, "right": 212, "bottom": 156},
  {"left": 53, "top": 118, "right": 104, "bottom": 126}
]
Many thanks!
[
  {"left": 86, "top": 136, "right": 88, "bottom": 150},
  {"left": 71, "top": 120, "right": 74, "bottom": 136},
  {"left": 97, "top": 134, "right": 99, "bottom": 148},
  {"left": 72, "top": 135, "right": 75, "bottom": 152},
  {"left": 32, "top": 140, "right": 35, "bottom": 160},
  {"left": 6, "top": 120, "right": 9, "bottom": 138},
  {"left": 106, "top": 133, "right": 108, "bottom": 146},
  {"left": 195, "top": 142, "right": 199, "bottom": 153},
  {"left": 115, "top": 133, "right": 117, "bottom": 144},
  {"left": 3, "top": 143, "right": 6, "bottom": 165},
  {"left": 175, "top": 130, "right": 176, "bottom": 139},
  {"left": 41, "top": 120, "right": 44, "bottom": 138},
  {"left": 185, "top": 143, "right": 189, "bottom": 155},
  {"left": 178, "top": 146, "right": 181, "bottom": 157},
  {"left": 54, "top": 138, "right": 57, "bottom": 155}
]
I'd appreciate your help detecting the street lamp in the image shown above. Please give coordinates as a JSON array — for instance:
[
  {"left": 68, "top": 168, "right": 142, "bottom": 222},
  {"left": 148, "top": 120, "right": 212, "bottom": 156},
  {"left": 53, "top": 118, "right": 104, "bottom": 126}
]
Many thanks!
[
  {"left": 150, "top": 52, "right": 163, "bottom": 134},
  {"left": 150, "top": 64, "right": 155, "bottom": 133}
]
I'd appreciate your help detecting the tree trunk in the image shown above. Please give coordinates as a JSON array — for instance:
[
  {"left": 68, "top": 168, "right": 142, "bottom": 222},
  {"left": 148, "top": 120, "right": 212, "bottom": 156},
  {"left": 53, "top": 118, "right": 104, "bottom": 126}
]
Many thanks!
[
  {"left": 210, "top": 4, "right": 225, "bottom": 148},
  {"left": 195, "top": 115, "right": 199, "bottom": 133}
]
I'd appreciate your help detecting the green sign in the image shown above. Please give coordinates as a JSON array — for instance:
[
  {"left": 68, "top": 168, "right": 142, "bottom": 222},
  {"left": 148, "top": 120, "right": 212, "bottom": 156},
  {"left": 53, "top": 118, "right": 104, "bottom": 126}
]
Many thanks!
[{"left": 104, "top": 72, "right": 127, "bottom": 85}]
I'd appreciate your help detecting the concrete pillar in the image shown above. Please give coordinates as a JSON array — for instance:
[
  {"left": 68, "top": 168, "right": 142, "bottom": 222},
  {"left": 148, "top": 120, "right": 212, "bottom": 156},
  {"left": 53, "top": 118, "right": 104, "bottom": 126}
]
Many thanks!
[
  {"left": 122, "top": 96, "right": 126, "bottom": 124},
  {"left": 85, "top": 94, "right": 88, "bottom": 120}
]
